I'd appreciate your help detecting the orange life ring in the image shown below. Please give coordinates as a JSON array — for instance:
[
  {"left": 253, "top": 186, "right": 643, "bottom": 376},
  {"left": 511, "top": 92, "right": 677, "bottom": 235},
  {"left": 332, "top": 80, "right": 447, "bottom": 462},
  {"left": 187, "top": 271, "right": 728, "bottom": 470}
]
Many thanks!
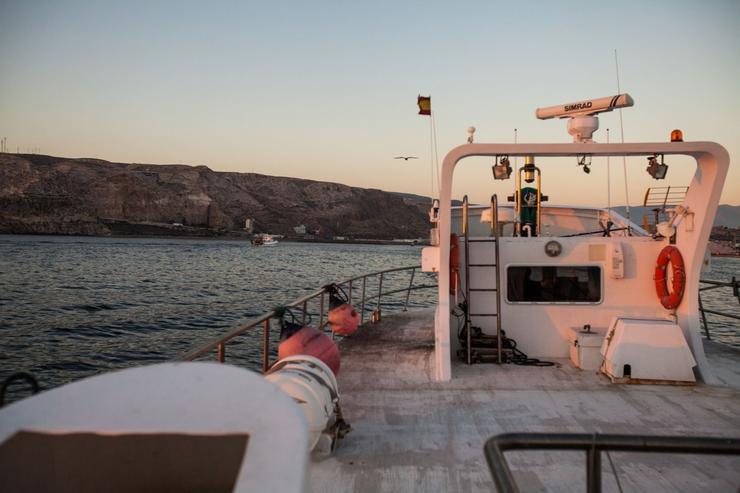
[
  {"left": 654, "top": 245, "right": 686, "bottom": 310},
  {"left": 450, "top": 234, "right": 460, "bottom": 294}
]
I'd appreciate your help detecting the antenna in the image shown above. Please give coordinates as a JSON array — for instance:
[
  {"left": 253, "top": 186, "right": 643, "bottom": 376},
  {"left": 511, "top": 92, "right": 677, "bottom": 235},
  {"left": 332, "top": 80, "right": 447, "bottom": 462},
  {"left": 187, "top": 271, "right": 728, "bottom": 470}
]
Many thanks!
[
  {"left": 606, "top": 128, "right": 611, "bottom": 221},
  {"left": 615, "top": 49, "right": 632, "bottom": 232},
  {"left": 536, "top": 94, "right": 634, "bottom": 142}
]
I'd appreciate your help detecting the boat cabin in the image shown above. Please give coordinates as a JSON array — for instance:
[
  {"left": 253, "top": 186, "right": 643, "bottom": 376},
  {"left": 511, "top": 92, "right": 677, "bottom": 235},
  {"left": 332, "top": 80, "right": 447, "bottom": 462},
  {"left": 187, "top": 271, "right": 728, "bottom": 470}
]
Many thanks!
[{"left": 421, "top": 94, "right": 729, "bottom": 383}]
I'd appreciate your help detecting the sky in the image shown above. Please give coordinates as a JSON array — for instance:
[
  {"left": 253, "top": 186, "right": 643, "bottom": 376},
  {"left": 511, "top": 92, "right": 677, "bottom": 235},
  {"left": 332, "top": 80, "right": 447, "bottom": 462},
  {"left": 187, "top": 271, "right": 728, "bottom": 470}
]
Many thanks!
[{"left": 1, "top": 0, "right": 739, "bottom": 206}]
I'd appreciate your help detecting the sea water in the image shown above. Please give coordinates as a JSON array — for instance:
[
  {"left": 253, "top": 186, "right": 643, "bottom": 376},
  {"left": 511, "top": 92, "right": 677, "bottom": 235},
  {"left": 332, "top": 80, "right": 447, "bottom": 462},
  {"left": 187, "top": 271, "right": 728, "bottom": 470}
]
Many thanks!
[
  {"left": 0, "top": 235, "right": 737, "bottom": 401},
  {"left": 0, "top": 235, "right": 436, "bottom": 397}
]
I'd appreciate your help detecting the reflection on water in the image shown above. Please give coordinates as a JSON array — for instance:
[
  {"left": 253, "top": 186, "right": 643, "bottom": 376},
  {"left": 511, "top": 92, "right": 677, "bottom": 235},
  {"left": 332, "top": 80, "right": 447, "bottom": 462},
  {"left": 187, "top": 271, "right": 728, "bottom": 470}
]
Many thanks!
[{"left": 0, "top": 235, "right": 737, "bottom": 401}]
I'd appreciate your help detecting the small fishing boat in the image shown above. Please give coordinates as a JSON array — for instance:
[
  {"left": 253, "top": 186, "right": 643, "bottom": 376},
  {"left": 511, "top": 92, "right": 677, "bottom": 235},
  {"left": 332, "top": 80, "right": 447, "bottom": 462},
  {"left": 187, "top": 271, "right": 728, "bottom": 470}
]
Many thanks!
[{"left": 251, "top": 234, "right": 279, "bottom": 246}]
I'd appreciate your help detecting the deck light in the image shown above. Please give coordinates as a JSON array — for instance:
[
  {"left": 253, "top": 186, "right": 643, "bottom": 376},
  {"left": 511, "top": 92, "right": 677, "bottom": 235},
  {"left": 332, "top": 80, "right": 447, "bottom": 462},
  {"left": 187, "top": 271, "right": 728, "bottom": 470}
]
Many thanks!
[
  {"left": 647, "top": 154, "right": 668, "bottom": 180},
  {"left": 671, "top": 129, "right": 683, "bottom": 142},
  {"left": 523, "top": 155, "right": 536, "bottom": 183},
  {"left": 492, "top": 156, "right": 512, "bottom": 180}
]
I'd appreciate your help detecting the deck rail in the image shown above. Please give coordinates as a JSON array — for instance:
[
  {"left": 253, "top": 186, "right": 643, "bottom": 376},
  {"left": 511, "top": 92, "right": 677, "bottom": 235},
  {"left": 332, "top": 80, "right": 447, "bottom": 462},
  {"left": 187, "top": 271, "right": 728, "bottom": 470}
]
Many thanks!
[
  {"left": 698, "top": 276, "right": 740, "bottom": 340},
  {"left": 641, "top": 185, "right": 689, "bottom": 233},
  {"left": 484, "top": 432, "right": 740, "bottom": 493},
  {"left": 179, "top": 265, "right": 437, "bottom": 371}
]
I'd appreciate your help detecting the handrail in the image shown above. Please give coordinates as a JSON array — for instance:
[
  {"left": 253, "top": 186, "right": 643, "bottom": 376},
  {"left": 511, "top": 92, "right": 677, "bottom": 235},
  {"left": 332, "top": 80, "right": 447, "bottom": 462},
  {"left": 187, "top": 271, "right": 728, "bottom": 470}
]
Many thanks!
[
  {"left": 642, "top": 185, "right": 689, "bottom": 210},
  {"left": 698, "top": 276, "right": 740, "bottom": 339},
  {"left": 463, "top": 195, "right": 471, "bottom": 365},
  {"left": 484, "top": 432, "right": 740, "bottom": 493},
  {"left": 179, "top": 265, "right": 437, "bottom": 371},
  {"left": 492, "top": 194, "right": 503, "bottom": 364}
]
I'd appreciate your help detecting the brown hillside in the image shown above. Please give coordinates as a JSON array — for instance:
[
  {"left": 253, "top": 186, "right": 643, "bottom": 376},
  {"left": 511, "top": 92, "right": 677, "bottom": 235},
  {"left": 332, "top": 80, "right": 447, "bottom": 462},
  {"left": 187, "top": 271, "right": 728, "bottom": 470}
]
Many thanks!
[{"left": 0, "top": 154, "right": 429, "bottom": 239}]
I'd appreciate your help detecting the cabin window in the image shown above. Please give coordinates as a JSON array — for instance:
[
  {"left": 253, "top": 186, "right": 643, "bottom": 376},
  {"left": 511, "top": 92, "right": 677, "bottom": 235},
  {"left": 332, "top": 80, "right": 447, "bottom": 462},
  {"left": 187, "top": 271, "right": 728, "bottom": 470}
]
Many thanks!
[{"left": 506, "top": 266, "right": 602, "bottom": 303}]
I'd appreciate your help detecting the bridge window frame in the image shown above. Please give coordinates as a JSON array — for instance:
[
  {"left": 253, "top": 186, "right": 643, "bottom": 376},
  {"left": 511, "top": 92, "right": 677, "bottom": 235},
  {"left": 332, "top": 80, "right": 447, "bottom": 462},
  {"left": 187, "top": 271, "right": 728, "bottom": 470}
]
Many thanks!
[{"left": 505, "top": 264, "right": 603, "bottom": 305}]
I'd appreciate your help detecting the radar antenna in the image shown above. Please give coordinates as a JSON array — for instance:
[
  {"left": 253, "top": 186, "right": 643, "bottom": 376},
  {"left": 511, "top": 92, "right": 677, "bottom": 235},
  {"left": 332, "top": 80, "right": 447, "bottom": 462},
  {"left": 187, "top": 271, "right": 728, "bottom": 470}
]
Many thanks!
[{"left": 535, "top": 94, "right": 633, "bottom": 142}]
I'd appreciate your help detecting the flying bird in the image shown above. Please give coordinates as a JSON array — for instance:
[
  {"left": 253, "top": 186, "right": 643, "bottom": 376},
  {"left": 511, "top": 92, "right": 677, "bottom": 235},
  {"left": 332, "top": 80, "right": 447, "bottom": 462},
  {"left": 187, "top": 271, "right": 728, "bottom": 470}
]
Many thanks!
[{"left": 394, "top": 156, "right": 418, "bottom": 161}]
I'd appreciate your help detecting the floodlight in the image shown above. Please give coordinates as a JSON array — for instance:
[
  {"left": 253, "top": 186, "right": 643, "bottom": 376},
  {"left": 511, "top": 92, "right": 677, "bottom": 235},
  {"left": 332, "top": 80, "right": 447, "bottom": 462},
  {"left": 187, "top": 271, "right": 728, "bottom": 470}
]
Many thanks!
[
  {"left": 492, "top": 156, "right": 512, "bottom": 180},
  {"left": 646, "top": 154, "right": 668, "bottom": 180}
]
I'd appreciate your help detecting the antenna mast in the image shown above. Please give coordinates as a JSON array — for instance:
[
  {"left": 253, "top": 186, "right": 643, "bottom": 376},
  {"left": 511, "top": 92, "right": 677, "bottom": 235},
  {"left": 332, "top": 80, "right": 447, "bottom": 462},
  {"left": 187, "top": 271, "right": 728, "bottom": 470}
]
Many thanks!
[{"left": 614, "top": 49, "right": 632, "bottom": 233}]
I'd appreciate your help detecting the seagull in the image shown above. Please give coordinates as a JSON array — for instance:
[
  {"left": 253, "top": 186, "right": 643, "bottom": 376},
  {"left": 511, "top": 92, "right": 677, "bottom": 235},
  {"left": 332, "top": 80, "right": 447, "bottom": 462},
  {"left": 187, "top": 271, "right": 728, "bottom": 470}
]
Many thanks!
[{"left": 394, "top": 156, "right": 418, "bottom": 161}]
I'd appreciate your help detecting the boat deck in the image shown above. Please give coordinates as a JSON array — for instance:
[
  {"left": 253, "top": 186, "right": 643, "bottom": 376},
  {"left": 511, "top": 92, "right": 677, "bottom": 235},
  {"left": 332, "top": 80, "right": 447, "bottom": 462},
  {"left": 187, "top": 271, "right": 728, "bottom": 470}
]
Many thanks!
[{"left": 308, "top": 309, "right": 740, "bottom": 492}]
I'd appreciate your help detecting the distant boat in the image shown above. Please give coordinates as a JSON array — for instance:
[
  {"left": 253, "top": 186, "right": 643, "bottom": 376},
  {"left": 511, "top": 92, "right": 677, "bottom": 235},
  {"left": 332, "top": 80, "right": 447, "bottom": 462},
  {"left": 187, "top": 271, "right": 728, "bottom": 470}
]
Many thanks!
[{"left": 251, "top": 234, "right": 278, "bottom": 247}]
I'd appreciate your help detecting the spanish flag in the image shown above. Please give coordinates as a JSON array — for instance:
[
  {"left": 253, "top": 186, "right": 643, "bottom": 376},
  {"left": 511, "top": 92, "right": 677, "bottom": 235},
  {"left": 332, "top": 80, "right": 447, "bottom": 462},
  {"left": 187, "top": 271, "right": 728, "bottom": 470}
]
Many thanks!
[{"left": 417, "top": 95, "right": 431, "bottom": 116}]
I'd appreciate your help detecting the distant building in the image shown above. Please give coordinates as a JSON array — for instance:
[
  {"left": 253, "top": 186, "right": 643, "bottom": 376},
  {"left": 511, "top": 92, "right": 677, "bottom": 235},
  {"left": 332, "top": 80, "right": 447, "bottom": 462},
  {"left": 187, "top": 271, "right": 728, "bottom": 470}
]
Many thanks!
[
  {"left": 294, "top": 224, "right": 307, "bottom": 235},
  {"left": 244, "top": 218, "right": 254, "bottom": 233}
]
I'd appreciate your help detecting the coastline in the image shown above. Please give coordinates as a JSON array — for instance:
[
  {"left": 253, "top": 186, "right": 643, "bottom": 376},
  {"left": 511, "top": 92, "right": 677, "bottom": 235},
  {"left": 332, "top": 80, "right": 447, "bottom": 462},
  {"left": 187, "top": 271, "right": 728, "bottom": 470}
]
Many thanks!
[
  {"left": 2, "top": 232, "right": 735, "bottom": 252},
  {"left": 0, "top": 232, "right": 427, "bottom": 246}
]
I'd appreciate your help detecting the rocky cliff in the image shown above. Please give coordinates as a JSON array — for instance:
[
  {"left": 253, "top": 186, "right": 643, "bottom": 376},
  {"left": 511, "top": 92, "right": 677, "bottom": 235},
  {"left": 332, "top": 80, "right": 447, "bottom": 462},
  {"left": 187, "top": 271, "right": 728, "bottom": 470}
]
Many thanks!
[{"left": 0, "top": 154, "right": 430, "bottom": 239}]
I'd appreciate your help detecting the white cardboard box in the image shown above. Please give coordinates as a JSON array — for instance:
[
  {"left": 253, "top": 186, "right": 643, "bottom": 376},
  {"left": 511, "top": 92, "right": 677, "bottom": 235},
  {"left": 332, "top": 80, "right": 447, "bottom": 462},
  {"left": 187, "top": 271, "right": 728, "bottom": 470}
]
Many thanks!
[{"left": 567, "top": 326, "right": 605, "bottom": 371}]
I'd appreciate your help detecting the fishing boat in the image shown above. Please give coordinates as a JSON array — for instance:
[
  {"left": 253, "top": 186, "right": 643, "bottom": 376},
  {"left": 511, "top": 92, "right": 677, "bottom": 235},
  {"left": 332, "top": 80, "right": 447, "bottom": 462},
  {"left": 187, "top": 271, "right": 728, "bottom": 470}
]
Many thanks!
[
  {"left": 1, "top": 94, "right": 739, "bottom": 492},
  {"left": 251, "top": 234, "right": 279, "bottom": 246}
]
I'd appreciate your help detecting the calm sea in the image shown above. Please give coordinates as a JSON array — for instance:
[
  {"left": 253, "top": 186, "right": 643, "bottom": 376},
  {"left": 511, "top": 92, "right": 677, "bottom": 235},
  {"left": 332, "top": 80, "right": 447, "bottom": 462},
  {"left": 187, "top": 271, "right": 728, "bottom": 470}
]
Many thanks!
[
  {"left": 0, "top": 235, "right": 436, "bottom": 398},
  {"left": 1, "top": 235, "right": 738, "bottom": 401}
]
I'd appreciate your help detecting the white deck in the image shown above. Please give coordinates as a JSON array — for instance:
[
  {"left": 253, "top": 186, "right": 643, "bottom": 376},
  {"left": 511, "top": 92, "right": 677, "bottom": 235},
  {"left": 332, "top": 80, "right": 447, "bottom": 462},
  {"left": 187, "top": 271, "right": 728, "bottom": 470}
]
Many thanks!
[{"left": 309, "top": 309, "right": 740, "bottom": 492}]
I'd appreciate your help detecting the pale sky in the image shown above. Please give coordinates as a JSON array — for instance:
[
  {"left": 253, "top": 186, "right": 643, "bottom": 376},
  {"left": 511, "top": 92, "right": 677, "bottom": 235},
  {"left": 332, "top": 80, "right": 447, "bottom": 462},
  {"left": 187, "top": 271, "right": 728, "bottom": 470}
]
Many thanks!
[{"left": 1, "top": 0, "right": 739, "bottom": 206}]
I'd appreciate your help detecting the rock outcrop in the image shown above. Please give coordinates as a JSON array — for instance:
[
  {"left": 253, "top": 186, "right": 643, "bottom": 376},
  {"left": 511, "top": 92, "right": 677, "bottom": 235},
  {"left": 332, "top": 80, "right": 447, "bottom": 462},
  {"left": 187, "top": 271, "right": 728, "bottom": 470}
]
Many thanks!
[{"left": 0, "top": 154, "right": 430, "bottom": 239}]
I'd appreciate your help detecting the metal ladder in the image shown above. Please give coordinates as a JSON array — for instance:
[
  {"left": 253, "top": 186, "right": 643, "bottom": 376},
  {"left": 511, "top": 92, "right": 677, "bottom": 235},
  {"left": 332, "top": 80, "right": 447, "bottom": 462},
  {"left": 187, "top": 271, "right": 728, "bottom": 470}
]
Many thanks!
[{"left": 462, "top": 194, "right": 503, "bottom": 364}]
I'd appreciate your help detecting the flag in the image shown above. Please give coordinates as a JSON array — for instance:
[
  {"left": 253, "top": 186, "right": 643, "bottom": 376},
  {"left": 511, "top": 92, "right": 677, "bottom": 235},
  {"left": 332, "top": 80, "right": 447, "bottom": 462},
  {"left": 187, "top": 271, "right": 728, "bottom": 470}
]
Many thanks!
[{"left": 417, "top": 95, "right": 431, "bottom": 116}]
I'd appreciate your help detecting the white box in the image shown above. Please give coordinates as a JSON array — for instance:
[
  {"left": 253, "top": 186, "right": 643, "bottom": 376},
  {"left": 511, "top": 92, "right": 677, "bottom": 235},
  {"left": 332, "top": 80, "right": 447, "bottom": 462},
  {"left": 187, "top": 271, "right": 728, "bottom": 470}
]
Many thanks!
[
  {"left": 567, "top": 326, "right": 605, "bottom": 371},
  {"left": 601, "top": 318, "right": 696, "bottom": 383}
]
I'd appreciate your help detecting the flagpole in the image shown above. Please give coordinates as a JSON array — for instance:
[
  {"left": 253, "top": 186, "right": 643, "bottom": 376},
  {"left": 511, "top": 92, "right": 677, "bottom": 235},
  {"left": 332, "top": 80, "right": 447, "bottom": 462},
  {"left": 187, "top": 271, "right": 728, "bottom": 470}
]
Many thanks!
[
  {"left": 418, "top": 94, "right": 436, "bottom": 200},
  {"left": 429, "top": 107, "right": 435, "bottom": 198},
  {"left": 431, "top": 110, "right": 440, "bottom": 197}
]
